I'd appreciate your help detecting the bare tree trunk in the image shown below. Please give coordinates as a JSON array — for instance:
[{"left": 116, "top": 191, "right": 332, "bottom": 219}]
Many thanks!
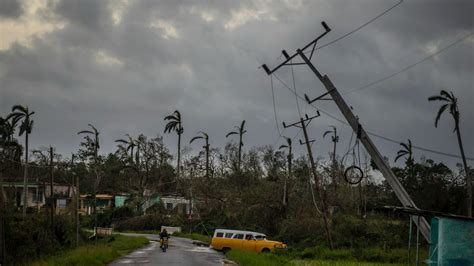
[
  {"left": 456, "top": 124, "right": 472, "bottom": 217},
  {"left": 205, "top": 143, "right": 209, "bottom": 179},
  {"left": 22, "top": 133, "right": 28, "bottom": 216},
  {"left": 0, "top": 169, "right": 5, "bottom": 264},
  {"left": 238, "top": 134, "right": 242, "bottom": 171},
  {"left": 50, "top": 147, "right": 54, "bottom": 237},
  {"left": 177, "top": 133, "right": 181, "bottom": 178}
]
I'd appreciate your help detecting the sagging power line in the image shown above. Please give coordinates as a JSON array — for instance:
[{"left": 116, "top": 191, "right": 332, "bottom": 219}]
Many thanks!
[
  {"left": 342, "top": 31, "right": 474, "bottom": 95},
  {"left": 270, "top": 69, "right": 474, "bottom": 162}
]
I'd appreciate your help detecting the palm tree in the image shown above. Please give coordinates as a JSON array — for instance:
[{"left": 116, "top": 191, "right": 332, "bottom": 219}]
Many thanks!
[
  {"left": 0, "top": 116, "right": 17, "bottom": 143},
  {"left": 164, "top": 110, "right": 183, "bottom": 178},
  {"left": 226, "top": 120, "right": 246, "bottom": 171},
  {"left": 428, "top": 90, "right": 471, "bottom": 217},
  {"left": 7, "top": 105, "right": 34, "bottom": 216},
  {"left": 279, "top": 137, "right": 292, "bottom": 208},
  {"left": 190, "top": 131, "right": 210, "bottom": 178}
]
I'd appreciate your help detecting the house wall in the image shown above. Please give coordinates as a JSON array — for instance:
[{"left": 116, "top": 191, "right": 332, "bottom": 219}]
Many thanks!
[
  {"left": 1, "top": 185, "right": 45, "bottom": 208},
  {"left": 161, "top": 196, "right": 192, "bottom": 214}
]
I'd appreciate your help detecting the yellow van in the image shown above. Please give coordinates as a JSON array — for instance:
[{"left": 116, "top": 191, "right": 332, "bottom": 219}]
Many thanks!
[{"left": 210, "top": 229, "right": 287, "bottom": 253}]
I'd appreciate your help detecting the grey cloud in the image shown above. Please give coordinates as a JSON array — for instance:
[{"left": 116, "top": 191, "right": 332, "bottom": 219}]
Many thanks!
[
  {"left": 0, "top": 0, "right": 22, "bottom": 18},
  {"left": 0, "top": 0, "right": 472, "bottom": 169}
]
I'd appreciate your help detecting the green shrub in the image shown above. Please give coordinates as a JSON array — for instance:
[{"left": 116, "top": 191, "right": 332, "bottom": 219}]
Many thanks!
[
  {"left": 4, "top": 213, "right": 78, "bottom": 264},
  {"left": 114, "top": 214, "right": 169, "bottom": 231}
]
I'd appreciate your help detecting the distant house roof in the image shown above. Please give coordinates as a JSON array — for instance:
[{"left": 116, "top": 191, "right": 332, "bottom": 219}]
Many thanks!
[{"left": 80, "top": 194, "right": 114, "bottom": 200}]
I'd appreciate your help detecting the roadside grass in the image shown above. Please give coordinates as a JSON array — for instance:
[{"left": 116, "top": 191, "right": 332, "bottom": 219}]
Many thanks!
[
  {"left": 29, "top": 235, "right": 149, "bottom": 266},
  {"left": 171, "top": 231, "right": 212, "bottom": 245},
  {"left": 226, "top": 247, "right": 426, "bottom": 266}
]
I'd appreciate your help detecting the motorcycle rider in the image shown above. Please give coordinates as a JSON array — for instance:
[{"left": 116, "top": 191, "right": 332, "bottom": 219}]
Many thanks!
[{"left": 159, "top": 229, "right": 169, "bottom": 248}]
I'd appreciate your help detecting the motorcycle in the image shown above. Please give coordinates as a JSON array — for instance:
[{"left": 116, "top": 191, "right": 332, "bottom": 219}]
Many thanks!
[{"left": 160, "top": 238, "right": 169, "bottom": 252}]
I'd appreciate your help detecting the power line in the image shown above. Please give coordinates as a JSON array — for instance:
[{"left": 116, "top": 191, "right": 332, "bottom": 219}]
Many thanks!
[
  {"left": 290, "top": 61, "right": 303, "bottom": 118},
  {"left": 269, "top": 75, "right": 282, "bottom": 136},
  {"left": 305, "top": 0, "right": 403, "bottom": 53},
  {"left": 271, "top": 72, "right": 474, "bottom": 162},
  {"left": 343, "top": 31, "right": 474, "bottom": 95}
]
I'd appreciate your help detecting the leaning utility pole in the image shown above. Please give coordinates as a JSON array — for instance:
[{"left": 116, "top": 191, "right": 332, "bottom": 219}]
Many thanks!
[
  {"left": 49, "top": 147, "right": 55, "bottom": 237},
  {"left": 283, "top": 113, "right": 334, "bottom": 249},
  {"left": 261, "top": 21, "right": 431, "bottom": 241}
]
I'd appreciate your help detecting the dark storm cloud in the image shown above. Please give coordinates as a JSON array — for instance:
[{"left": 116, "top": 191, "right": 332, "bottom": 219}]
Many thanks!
[
  {"left": 0, "top": 0, "right": 472, "bottom": 169},
  {"left": 0, "top": 0, "right": 22, "bottom": 18}
]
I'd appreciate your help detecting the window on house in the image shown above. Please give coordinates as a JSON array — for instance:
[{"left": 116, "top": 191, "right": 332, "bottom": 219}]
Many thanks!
[
  {"left": 32, "top": 188, "right": 42, "bottom": 202},
  {"left": 58, "top": 199, "right": 67, "bottom": 209},
  {"left": 166, "top": 203, "right": 173, "bottom": 210}
]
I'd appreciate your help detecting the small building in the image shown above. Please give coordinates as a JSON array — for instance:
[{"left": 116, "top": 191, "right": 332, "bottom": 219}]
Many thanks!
[
  {"left": 79, "top": 194, "right": 114, "bottom": 214},
  {"left": 44, "top": 183, "right": 76, "bottom": 213},
  {"left": 114, "top": 193, "right": 131, "bottom": 208},
  {"left": 1, "top": 181, "right": 45, "bottom": 210},
  {"left": 1, "top": 180, "right": 76, "bottom": 213},
  {"left": 161, "top": 194, "right": 192, "bottom": 215}
]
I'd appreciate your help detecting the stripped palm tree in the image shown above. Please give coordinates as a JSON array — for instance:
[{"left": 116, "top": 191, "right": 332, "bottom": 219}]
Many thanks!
[
  {"left": 7, "top": 105, "right": 34, "bottom": 216},
  {"left": 279, "top": 137, "right": 292, "bottom": 208},
  {"left": 164, "top": 110, "right": 183, "bottom": 178},
  {"left": 115, "top": 134, "right": 137, "bottom": 164},
  {"left": 226, "top": 120, "right": 246, "bottom": 171},
  {"left": 77, "top": 124, "right": 101, "bottom": 233},
  {"left": 190, "top": 131, "right": 210, "bottom": 178},
  {"left": 428, "top": 90, "right": 471, "bottom": 217},
  {"left": 395, "top": 139, "right": 413, "bottom": 164},
  {"left": 395, "top": 139, "right": 415, "bottom": 185}
]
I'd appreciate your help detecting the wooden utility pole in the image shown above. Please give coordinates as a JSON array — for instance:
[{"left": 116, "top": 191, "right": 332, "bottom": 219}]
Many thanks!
[
  {"left": 324, "top": 126, "right": 339, "bottom": 192},
  {"left": 204, "top": 142, "right": 210, "bottom": 179},
  {"left": 261, "top": 21, "right": 430, "bottom": 242},
  {"left": 283, "top": 113, "right": 334, "bottom": 249},
  {"left": 0, "top": 168, "right": 5, "bottom": 264},
  {"left": 49, "top": 147, "right": 55, "bottom": 237},
  {"left": 71, "top": 154, "right": 79, "bottom": 247}
]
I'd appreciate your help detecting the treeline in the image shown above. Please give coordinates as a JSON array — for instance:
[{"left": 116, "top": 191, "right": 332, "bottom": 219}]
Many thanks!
[{"left": 0, "top": 105, "right": 471, "bottom": 263}]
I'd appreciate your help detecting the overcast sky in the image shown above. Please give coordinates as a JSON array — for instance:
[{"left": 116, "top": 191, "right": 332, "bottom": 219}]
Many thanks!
[{"left": 1, "top": 0, "right": 473, "bottom": 169}]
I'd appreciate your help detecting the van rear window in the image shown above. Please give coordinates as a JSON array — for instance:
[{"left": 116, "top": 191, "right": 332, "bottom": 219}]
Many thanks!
[
  {"left": 216, "top": 232, "right": 224, "bottom": 237},
  {"left": 225, "top": 233, "right": 233, "bottom": 238}
]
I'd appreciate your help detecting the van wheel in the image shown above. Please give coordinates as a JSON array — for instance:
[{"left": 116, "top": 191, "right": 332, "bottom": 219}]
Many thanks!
[
  {"left": 222, "top": 247, "right": 231, "bottom": 254},
  {"left": 261, "top": 248, "right": 270, "bottom": 253}
]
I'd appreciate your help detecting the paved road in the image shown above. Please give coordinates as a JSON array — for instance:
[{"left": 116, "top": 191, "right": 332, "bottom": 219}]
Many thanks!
[{"left": 109, "top": 232, "right": 227, "bottom": 266}]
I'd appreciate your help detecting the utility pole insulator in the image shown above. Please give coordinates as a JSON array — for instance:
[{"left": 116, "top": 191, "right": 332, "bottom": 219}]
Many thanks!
[
  {"left": 261, "top": 64, "right": 271, "bottom": 75},
  {"left": 322, "top": 21, "right": 331, "bottom": 32},
  {"left": 282, "top": 50, "right": 290, "bottom": 59}
]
